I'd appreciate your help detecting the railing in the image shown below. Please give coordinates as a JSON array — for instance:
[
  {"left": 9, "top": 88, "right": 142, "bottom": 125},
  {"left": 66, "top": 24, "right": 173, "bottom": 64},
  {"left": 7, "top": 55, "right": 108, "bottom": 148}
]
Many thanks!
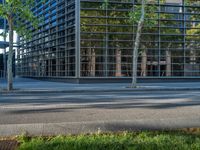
[{"left": 0, "top": 70, "right": 6, "bottom": 78}]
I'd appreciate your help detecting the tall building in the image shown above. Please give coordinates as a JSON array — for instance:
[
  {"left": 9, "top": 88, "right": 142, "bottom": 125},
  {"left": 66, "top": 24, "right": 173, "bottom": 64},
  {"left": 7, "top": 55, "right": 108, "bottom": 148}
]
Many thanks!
[
  {"left": 17, "top": 0, "right": 200, "bottom": 82},
  {"left": 0, "top": 52, "right": 15, "bottom": 78},
  {"left": 0, "top": 0, "right": 3, "bottom": 29},
  {"left": 0, "top": 54, "right": 4, "bottom": 78},
  {"left": 0, "top": 0, "right": 5, "bottom": 29}
]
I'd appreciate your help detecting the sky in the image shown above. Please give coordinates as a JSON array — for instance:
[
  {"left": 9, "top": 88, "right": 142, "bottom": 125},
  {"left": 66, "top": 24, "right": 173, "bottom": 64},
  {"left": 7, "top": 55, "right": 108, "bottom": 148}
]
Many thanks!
[{"left": 0, "top": 29, "right": 18, "bottom": 54}]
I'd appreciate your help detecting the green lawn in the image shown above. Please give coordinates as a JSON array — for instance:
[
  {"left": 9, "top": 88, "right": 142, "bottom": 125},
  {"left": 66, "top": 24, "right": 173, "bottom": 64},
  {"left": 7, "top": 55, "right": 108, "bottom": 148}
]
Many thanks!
[{"left": 18, "top": 131, "right": 200, "bottom": 150}]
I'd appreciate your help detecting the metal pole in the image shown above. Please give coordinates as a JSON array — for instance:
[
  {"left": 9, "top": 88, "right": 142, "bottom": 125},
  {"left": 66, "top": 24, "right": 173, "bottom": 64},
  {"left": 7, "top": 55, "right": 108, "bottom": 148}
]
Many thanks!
[
  {"left": 3, "top": 0, "right": 7, "bottom": 78},
  {"left": 75, "top": 0, "right": 80, "bottom": 80}
]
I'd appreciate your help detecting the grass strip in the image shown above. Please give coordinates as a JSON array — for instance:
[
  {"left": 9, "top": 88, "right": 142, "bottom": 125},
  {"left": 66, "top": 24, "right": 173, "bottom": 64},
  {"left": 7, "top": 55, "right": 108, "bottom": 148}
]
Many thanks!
[{"left": 17, "top": 131, "right": 200, "bottom": 150}]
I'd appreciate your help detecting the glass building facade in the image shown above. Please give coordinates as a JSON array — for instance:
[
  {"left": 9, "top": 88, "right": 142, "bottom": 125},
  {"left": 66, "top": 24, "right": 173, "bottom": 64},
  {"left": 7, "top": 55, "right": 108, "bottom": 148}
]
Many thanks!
[
  {"left": 17, "top": 0, "right": 200, "bottom": 80},
  {"left": 17, "top": 0, "right": 76, "bottom": 77},
  {"left": 0, "top": 0, "right": 3, "bottom": 29}
]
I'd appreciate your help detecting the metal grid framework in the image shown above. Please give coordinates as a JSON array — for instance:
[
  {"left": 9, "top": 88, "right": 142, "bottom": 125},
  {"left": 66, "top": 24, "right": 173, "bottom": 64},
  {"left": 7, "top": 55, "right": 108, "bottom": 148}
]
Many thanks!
[
  {"left": 17, "top": 0, "right": 76, "bottom": 77},
  {"left": 80, "top": 0, "right": 200, "bottom": 78},
  {"left": 17, "top": 0, "right": 200, "bottom": 78}
]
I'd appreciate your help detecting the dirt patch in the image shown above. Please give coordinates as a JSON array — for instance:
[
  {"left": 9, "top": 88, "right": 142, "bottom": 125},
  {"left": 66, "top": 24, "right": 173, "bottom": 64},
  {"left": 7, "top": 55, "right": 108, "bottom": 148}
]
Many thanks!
[{"left": 0, "top": 140, "right": 19, "bottom": 150}]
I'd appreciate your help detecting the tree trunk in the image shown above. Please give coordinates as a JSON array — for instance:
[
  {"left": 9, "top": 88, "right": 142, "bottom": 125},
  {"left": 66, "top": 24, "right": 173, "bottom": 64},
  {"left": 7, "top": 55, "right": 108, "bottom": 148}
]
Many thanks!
[
  {"left": 115, "top": 49, "right": 122, "bottom": 77},
  {"left": 3, "top": 18, "right": 7, "bottom": 78},
  {"left": 131, "top": 0, "right": 145, "bottom": 88},
  {"left": 3, "top": 35, "right": 7, "bottom": 78},
  {"left": 141, "top": 49, "right": 147, "bottom": 77},
  {"left": 90, "top": 49, "right": 96, "bottom": 77},
  {"left": 190, "top": 50, "right": 196, "bottom": 64},
  {"left": 190, "top": 50, "right": 196, "bottom": 76},
  {"left": 166, "top": 50, "right": 171, "bottom": 76},
  {"left": 7, "top": 17, "right": 14, "bottom": 91}
]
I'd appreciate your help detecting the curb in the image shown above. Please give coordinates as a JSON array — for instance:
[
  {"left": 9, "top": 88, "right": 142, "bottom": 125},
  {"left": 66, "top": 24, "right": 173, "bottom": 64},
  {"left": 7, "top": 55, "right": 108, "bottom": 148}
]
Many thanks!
[
  {"left": 1, "top": 87, "right": 200, "bottom": 94},
  {"left": 1, "top": 118, "right": 200, "bottom": 137}
]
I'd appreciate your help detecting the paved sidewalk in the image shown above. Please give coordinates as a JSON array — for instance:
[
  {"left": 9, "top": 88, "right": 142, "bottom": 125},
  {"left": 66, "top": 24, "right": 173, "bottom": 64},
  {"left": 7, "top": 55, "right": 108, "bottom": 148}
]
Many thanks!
[{"left": 1, "top": 78, "right": 200, "bottom": 93}]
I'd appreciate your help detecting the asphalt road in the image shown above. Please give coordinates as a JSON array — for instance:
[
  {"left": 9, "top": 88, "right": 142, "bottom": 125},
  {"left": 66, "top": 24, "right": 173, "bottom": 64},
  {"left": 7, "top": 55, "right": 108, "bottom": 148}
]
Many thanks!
[{"left": 0, "top": 90, "right": 200, "bottom": 126}]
